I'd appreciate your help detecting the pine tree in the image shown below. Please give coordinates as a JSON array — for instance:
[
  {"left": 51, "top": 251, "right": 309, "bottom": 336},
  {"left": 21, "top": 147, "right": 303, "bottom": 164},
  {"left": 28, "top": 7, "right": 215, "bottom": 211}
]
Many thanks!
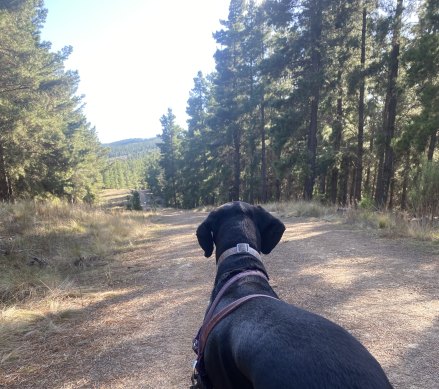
[
  {"left": 374, "top": 0, "right": 404, "bottom": 208},
  {"left": 157, "top": 108, "right": 182, "bottom": 207},
  {"left": 0, "top": 0, "right": 106, "bottom": 202},
  {"left": 181, "top": 71, "right": 214, "bottom": 207}
]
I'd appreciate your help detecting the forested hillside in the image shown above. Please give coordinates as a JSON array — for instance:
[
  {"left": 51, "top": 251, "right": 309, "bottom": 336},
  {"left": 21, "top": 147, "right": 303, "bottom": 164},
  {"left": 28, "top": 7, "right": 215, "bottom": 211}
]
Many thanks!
[
  {"left": 153, "top": 0, "right": 438, "bottom": 217},
  {"left": 102, "top": 138, "right": 159, "bottom": 189},
  {"left": 0, "top": 0, "right": 105, "bottom": 203}
]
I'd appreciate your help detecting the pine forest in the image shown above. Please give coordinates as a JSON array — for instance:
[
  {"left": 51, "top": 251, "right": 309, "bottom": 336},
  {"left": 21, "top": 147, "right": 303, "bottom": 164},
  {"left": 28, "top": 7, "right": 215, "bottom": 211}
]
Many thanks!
[{"left": 1, "top": 0, "right": 438, "bottom": 219}]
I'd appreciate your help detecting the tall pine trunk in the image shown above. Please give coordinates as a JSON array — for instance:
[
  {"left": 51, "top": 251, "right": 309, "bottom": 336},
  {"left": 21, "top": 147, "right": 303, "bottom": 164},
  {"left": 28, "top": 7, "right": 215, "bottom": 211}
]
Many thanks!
[
  {"left": 375, "top": 0, "right": 403, "bottom": 208},
  {"left": 0, "top": 142, "right": 12, "bottom": 201},
  {"left": 401, "top": 149, "right": 410, "bottom": 210},
  {"left": 338, "top": 154, "right": 350, "bottom": 206},
  {"left": 330, "top": 92, "right": 343, "bottom": 204},
  {"left": 260, "top": 99, "right": 268, "bottom": 203},
  {"left": 232, "top": 127, "right": 241, "bottom": 201},
  {"left": 354, "top": 6, "right": 367, "bottom": 204},
  {"left": 303, "top": 1, "right": 323, "bottom": 200},
  {"left": 427, "top": 130, "right": 437, "bottom": 161}
]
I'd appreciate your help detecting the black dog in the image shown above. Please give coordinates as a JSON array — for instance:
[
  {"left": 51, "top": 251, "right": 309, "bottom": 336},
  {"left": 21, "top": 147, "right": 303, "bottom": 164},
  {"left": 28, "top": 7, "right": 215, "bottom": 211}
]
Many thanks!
[{"left": 193, "top": 201, "right": 392, "bottom": 389}]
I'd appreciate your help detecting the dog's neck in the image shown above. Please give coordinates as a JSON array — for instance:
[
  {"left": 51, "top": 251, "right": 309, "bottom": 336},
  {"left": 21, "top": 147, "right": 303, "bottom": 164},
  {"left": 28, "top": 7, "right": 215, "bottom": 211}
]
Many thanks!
[
  {"left": 216, "top": 243, "right": 261, "bottom": 267},
  {"left": 210, "top": 254, "right": 269, "bottom": 303}
]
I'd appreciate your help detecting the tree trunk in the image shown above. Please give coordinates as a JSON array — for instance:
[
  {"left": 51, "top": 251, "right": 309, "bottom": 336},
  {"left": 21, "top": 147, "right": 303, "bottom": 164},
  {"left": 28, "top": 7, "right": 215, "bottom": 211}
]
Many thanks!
[
  {"left": 319, "top": 173, "right": 326, "bottom": 196},
  {"left": 232, "top": 127, "right": 241, "bottom": 201},
  {"left": 364, "top": 125, "right": 375, "bottom": 196},
  {"left": 401, "top": 149, "right": 410, "bottom": 210},
  {"left": 0, "top": 142, "right": 13, "bottom": 201},
  {"left": 427, "top": 129, "right": 437, "bottom": 161},
  {"left": 374, "top": 0, "right": 403, "bottom": 208},
  {"left": 330, "top": 92, "right": 343, "bottom": 204},
  {"left": 350, "top": 166, "right": 356, "bottom": 205},
  {"left": 338, "top": 154, "right": 350, "bottom": 206},
  {"left": 304, "top": 96, "right": 319, "bottom": 200},
  {"left": 354, "top": 6, "right": 367, "bottom": 203},
  {"left": 303, "top": 1, "right": 323, "bottom": 200},
  {"left": 260, "top": 99, "right": 268, "bottom": 203}
]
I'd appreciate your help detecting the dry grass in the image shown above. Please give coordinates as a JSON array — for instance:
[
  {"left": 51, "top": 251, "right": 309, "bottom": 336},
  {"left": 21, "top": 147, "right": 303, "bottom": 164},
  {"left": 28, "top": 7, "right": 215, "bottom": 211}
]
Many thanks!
[
  {"left": 98, "top": 189, "right": 131, "bottom": 209},
  {"left": 0, "top": 197, "right": 161, "bottom": 364},
  {"left": 345, "top": 209, "right": 439, "bottom": 241},
  {"left": 263, "top": 200, "right": 438, "bottom": 242}
]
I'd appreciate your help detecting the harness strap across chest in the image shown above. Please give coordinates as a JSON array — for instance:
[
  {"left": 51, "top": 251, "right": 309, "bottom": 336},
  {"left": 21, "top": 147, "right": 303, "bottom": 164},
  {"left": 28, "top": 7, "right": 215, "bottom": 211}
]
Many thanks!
[{"left": 192, "top": 269, "right": 279, "bottom": 387}]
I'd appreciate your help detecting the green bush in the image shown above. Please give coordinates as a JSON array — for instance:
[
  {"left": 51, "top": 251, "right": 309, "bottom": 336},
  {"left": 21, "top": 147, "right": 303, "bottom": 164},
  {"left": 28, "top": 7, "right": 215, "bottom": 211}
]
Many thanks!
[
  {"left": 127, "top": 191, "right": 143, "bottom": 211},
  {"left": 409, "top": 159, "right": 439, "bottom": 223}
]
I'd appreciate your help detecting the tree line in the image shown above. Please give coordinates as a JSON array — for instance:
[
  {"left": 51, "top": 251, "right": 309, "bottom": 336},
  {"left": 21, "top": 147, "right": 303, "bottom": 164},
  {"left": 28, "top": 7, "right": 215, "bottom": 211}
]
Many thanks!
[
  {"left": 1, "top": 0, "right": 437, "bottom": 217},
  {"left": 152, "top": 0, "right": 438, "bottom": 216},
  {"left": 102, "top": 138, "right": 159, "bottom": 190},
  {"left": 0, "top": 0, "right": 105, "bottom": 203}
]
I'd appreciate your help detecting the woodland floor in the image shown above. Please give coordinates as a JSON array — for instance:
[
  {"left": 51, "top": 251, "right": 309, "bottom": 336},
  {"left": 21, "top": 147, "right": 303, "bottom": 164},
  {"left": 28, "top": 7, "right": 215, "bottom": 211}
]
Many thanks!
[{"left": 1, "top": 209, "right": 438, "bottom": 388}]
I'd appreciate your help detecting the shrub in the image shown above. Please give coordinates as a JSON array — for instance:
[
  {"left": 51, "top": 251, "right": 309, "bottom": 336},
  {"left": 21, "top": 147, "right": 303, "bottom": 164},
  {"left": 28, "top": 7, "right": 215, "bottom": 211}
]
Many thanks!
[
  {"left": 409, "top": 159, "right": 439, "bottom": 223},
  {"left": 126, "top": 190, "right": 143, "bottom": 211}
]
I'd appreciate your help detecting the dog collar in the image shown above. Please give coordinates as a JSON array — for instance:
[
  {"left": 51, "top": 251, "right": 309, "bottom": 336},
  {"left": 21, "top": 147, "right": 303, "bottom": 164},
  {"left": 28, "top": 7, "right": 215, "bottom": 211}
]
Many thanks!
[{"left": 217, "top": 243, "right": 261, "bottom": 266}]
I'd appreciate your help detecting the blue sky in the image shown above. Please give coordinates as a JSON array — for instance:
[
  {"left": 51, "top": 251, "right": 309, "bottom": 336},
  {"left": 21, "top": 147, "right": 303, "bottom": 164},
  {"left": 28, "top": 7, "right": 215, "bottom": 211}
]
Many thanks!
[{"left": 41, "top": 0, "right": 230, "bottom": 143}]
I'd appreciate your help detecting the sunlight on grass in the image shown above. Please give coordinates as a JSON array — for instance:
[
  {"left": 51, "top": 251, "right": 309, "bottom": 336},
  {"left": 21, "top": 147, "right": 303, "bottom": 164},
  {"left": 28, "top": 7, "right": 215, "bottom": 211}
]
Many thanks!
[
  {"left": 0, "top": 200, "right": 159, "bottom": 308},
  {"left": 0, "top": 198, "right": 161, "bottom": 363}
]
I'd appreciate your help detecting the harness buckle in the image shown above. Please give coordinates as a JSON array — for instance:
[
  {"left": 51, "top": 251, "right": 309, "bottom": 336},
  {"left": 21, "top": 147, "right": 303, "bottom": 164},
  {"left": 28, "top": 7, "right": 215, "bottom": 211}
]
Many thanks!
[
  {"left": 190, "top": 360, "right": 203, "bottom": 389},
  {"left": 236, "top": 243, "right": 249, "bottom": 253},
  {"left": 192, "top": 338, "right": 199, "bottom": 353}
]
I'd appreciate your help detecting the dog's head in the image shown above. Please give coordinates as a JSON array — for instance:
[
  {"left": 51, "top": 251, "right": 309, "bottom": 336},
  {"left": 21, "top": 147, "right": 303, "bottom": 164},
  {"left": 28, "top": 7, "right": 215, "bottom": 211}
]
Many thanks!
[{"left": 196, "top": 201, "right": 285, "bottom": 260}]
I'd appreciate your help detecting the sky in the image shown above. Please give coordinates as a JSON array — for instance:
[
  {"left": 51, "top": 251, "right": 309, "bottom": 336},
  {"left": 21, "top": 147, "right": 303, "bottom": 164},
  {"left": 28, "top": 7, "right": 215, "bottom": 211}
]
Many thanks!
[{"left": 41, "top": 0, "right": 230, "bottom": 144}]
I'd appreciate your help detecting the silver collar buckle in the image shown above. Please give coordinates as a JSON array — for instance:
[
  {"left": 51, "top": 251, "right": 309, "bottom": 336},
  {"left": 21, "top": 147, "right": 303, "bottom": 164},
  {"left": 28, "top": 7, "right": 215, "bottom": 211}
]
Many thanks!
[{"left": 236, "top": 243, "right": 250, "bottom": 253}]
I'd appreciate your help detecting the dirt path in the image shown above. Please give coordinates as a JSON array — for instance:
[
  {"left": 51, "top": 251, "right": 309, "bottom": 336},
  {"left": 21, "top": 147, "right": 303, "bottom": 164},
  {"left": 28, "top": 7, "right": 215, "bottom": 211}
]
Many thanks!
[{"left": 1, "top": 210, "right": 438, "bottom": 388}]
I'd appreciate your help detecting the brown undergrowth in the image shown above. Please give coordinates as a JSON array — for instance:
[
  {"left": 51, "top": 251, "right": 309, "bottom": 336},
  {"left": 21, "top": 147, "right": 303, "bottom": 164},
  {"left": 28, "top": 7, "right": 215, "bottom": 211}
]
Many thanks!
[{"left": 0, "top": 197, "right": 160, "bottom": 365}]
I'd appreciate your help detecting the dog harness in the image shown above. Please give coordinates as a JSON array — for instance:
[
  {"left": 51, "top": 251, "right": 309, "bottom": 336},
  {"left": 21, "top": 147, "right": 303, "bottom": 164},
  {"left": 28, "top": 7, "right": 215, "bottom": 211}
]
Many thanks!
[{"left": 191, "top": 268, "right": 279, "bottom": 389}]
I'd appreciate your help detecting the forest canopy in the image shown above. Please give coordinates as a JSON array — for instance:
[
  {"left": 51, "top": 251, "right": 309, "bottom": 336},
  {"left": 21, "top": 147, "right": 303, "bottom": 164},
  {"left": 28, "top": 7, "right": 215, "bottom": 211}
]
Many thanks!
[
  {"left": 0, "top": 0, "right": 105, "bottom": 203},
  {"left": 1, "top": 0, "right": 438, "bottom": 219},
  {"left": 152, "top": 0, "right": 438, "bottom": 216}
]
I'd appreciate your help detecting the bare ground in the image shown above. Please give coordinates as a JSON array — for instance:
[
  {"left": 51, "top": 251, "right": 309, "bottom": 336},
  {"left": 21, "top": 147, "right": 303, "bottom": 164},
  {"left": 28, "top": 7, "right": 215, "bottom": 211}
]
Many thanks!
[{"left": 1, "top": 210, "right": 438, "bottom": 388}]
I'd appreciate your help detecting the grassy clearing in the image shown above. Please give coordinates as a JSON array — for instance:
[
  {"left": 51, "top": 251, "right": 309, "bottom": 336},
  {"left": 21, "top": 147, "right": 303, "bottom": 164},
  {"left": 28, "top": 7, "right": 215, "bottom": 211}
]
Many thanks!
[{"left": 0, "top": 197, "right": 160, "bottom": 363}]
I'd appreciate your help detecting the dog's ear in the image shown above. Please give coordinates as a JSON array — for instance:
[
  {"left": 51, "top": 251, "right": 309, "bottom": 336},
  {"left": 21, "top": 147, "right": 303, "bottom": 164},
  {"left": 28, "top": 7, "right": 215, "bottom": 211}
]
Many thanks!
[
  {"left": 255, "top": 206, "right": 285, "bottom": 254},
  {"left": 196, "top": 219, "right": 214, "bottom": 258}
]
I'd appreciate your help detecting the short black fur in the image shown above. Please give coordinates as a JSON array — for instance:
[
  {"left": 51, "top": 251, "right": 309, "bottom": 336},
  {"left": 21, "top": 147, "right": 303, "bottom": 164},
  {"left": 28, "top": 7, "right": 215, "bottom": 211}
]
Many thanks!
[{"left": 195, "top": 201, "right": 393, "bottom": 389}]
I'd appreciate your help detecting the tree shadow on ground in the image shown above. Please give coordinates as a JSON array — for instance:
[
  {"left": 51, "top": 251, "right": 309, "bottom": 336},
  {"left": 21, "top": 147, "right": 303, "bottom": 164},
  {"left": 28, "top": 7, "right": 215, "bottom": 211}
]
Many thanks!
[{"left": 2, "top": 215, "right": 437, "bottom": 389}]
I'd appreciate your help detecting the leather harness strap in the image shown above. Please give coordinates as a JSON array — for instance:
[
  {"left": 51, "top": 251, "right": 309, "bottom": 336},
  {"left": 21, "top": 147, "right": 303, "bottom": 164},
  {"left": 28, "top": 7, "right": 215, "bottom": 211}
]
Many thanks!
[
  {"left": 199, "top": 293, "right": 279, "bottom": 356},
  {"left": 194, "top": 269, "right": 279, "bottom": 360},
  {"left": 192, "top": 253, "right": 279, "bottom": 388},
  {"left": 203, "top": 270, "right": 267, "bottom": 325}
]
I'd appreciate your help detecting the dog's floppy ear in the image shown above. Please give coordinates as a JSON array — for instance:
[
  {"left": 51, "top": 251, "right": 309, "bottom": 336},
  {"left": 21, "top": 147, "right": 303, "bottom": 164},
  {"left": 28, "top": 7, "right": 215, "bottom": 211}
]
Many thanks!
[
  {"left": 196, "top": 218, "right": 214, "bottom": 258},
  {"left": 255, "top": 205, "right": 285, "bottom": 254}
]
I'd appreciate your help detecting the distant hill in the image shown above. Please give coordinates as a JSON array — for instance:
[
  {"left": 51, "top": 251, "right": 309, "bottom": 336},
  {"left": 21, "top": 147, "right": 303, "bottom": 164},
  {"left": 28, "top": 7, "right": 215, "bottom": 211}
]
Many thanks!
[
  {"left": 104, "top": 137, "right": 160, "bottom": 159},
  {"left": 102, "top": 137, "right": 160, "bottom": 189}
]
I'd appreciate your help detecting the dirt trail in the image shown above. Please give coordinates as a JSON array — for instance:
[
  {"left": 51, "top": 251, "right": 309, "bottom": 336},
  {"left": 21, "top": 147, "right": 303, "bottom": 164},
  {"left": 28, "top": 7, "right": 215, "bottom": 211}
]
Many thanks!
[{"left": 1, "top": 210, "right": 438, "bottom": 388}]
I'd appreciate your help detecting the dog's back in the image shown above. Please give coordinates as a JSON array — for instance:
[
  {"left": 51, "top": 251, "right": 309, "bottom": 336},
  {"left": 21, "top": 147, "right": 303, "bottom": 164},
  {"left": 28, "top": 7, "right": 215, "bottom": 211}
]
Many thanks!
[
  {"left": 195, "top": 202, "right": 392, "bottom": 388},
  {"left": 205, "top": 298, "right": 391, "bottom": 388}
]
